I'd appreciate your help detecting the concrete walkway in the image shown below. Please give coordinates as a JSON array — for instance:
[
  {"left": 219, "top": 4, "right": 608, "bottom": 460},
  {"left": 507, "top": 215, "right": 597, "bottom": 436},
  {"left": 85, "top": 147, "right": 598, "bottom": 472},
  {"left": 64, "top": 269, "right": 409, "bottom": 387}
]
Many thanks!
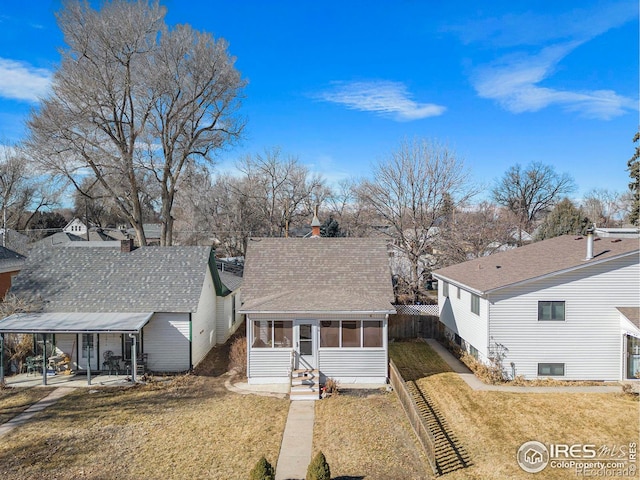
[
  {"left": 0, "top": 387, "right": 74, "bottom": 438},
  {"left": 425, "top": 339, "right": 623, "bottom": 393},
  {"left": 275, "top": 401, "right": 315, "bottom": 480}
]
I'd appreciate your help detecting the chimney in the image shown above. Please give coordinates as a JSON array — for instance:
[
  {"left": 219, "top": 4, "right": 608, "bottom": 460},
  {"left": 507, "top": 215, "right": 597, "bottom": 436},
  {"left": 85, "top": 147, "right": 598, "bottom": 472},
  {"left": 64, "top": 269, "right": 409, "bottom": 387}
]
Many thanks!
[
  {"left": 311, "top": 205, "right": 321, "bottom": 237},
  {"left": 585, "top": 226, "right": 594, "bottom": 260},
  {"left": 121, "top": 238, "right": 135, "bottom": 253}
]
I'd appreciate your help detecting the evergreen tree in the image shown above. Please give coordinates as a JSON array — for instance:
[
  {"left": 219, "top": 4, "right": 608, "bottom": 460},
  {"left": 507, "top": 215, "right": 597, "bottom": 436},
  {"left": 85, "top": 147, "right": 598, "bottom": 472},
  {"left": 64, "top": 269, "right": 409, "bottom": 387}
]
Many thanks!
[
  {"left": 628, "top": 131, "right": 640, "bottom": 226},
  {"left": 249, "top": 456, "right": 275, "bottom": 480},
  {"left": 536, "top": 198, "right": 590, "bottom": 240},
  {"left": 320, "top": 215, "right": 343, "bottom": 237},
  {"left": 306, "top": 451, "right": 331, "bottom": 480}
]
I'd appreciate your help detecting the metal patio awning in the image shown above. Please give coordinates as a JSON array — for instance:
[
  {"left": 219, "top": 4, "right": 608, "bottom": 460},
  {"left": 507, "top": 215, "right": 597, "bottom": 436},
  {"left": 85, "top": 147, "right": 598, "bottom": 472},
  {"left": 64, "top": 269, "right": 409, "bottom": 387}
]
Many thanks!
[{"left": 0, "top": 312, "right": 154, "bottom": 334}]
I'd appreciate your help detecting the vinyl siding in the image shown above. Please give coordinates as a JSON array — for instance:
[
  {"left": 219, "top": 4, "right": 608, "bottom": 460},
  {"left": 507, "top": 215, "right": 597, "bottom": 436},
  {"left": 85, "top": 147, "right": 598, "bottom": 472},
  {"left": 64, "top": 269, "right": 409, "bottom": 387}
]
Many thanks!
[
  {"left": 191, "top": 268, "right": 217, "bottom": 367},
  {"left": 216, "top": 290, "right": 242, "bottom": 344},
  {"left": 489, "top": 255, "right": 639, "bottom": 380},
  {"left": 318, "top": 349, "right": 387, "bottom": 381},
  {"left": 54, "top": 334, "right": 78, "bottom": 370},
  {"left": 247, "top": 312, "right": 388, "bottom": 383},
  {"left": 438, "top": 283, "right": 490, "bottom": 359},
  {"left": 143, "top": 313, "right": 190, "bottom": 372},
  {"left": 99, "top": 333, "right": 123, "bottom": 363}
]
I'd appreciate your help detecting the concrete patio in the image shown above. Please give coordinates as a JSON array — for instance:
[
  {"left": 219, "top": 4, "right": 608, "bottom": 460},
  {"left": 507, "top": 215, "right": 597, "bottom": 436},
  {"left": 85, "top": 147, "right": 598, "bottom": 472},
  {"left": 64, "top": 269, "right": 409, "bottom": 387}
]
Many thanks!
[{"left": 4, "top": 372, "right": 134, "bottom": 388}]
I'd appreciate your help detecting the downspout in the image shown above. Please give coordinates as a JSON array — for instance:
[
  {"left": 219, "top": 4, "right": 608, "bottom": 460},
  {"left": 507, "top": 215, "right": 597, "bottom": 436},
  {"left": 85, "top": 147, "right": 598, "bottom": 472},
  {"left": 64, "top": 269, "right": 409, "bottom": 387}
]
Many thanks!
[{"left": 189, "top": 314, "right": 193, "bottom": 372}]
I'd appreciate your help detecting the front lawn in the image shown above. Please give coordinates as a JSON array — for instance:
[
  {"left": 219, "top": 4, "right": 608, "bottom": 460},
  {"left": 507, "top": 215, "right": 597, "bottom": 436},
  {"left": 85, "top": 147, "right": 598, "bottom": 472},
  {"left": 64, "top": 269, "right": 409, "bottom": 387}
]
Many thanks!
[
  {"left": 390, "top": 341, "right": 639, "bottom": 480},
  {"left": 0, "top": 387, "right": 54, "bottom": 426}
]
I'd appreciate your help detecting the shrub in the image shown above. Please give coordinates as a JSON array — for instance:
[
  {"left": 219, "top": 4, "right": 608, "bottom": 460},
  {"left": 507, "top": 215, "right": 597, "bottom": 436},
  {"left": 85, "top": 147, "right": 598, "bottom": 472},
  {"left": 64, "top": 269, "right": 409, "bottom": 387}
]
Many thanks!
[
  {"left": 306, "top": 451, "right": 331, "bottom": 480},
  {"left": 229, "top": 336, "right": 247, "bottom": 375},
  {"left": 322, "top": 377, "right": 339, "bottom": 397},
  {"left": 249, "top": 456, "right": 275, "bottom": 480}
]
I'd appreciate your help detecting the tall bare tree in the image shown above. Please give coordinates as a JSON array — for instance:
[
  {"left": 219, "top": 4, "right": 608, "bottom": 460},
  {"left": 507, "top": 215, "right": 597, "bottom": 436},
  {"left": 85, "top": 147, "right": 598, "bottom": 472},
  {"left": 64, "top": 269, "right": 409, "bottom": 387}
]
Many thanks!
[
  {"left": 581, "top": 188, "right": 625, "bottom": 228},
  {"left": 492, "top": 162, "right": 575, "bottom": 243},
  {"left": 26, "top": 0, "right": 245, "bottom": 246},
  {"left": 237, "top": 147, "right": 327, "bottom": 238},
  {"left": 628, "top": 131, "right": 640, "bottom": 226},
  {"left": 357, "top": 138, "right": 475, "bottom": 302}
]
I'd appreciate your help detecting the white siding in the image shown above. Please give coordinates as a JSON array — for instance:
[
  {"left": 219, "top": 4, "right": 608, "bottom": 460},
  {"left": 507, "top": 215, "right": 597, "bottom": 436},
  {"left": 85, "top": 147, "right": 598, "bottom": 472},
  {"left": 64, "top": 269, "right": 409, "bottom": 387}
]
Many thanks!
[
  {"left": 489, "top": 255, "right": 639, "bottom": 380},
  {"left": 438, "top": 282, "right": 490, "bottom": 359},
  {"left": 318, "top": 349, "right": 387, "bottom": 384},
  {"left": 143, "top": 313, "right": 191, "bottom": 372},
  {"left": 216, "top": 290, "right": 242, "bottom": 344},
  {"left": 191, "top": 268, "right": 217, "bottom": 367},
  {"left": 99, "top": 333, "right": 123, "bottom": 363},
  {"left": 246, "top": 312, "right": 388, "bottom": 384}
]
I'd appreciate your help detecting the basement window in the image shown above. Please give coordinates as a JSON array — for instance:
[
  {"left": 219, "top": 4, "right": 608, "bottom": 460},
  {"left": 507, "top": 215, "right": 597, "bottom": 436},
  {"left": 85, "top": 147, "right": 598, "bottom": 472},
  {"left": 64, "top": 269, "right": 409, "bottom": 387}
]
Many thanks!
[{"left": 538, "top": 363, "right": 565, "bottom": 376}]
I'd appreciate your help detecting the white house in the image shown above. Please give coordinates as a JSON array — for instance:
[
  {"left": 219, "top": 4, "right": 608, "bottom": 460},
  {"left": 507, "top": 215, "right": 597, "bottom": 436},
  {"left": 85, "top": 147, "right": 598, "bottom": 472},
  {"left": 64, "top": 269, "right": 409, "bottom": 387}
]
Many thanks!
[
  {"left": 239, "top": 236, "right": 395, "bottom": 388},
  {"left": 0, "top": 241, "right": 242, "bottom": 375},
  {"left": 432, "top": 233, "right": 640, "bottom": 381}
]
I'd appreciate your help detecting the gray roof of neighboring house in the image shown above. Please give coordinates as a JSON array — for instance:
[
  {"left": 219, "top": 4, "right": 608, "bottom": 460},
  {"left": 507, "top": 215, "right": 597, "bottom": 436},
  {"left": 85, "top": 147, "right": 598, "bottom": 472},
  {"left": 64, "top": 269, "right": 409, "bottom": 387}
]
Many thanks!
[
  {"left": 433, "top": 234, "right": 640, "bottom": 294},
  {"left": 218, "top": 270, "right": 242, "bottom": 292},
  {"left": 0, "top": 246, "right": 26, "bottom": 272},
  {"left": 618, "top": 307, "right": 640, "bottom": 329},
  {"left": 240, "top": 237, "right": 395, "bottom": 313},
  {"left": 10, "top": 245, "right": 214, "bottom": 313}
]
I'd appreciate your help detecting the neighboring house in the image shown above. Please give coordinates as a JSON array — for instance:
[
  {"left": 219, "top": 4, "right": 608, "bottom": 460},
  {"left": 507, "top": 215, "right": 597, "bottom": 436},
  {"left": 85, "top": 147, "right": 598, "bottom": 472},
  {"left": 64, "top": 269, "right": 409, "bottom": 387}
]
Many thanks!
[
  {"left": 433, "top": 233, "right": 640, "bottom": 381},
  {"left": 594, "top": 226, "right": 640, "bottom": 239},
  {"left": 0, "top": 241, "right": 242, "bottom": 373},
  {"left": 240, "top": 237, "right": 395, "bottom": 385},
  {"left": 0, "top": 246, "right": 25, "bottom": 298},
  {"left": 127, "top": 224, "right": 162, "bottom": 245},
  {"left": 63, "top": 218, "right": 88, "bottom": 236}
]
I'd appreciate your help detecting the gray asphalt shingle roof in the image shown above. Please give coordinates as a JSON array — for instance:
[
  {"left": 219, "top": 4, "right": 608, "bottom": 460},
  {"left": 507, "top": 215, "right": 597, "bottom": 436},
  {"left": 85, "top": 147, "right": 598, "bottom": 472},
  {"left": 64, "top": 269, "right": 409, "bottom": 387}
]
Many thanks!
[
  {"left": 433, "top": 235, "right": 640, "bottom": 294},
  {"left": 0, "top": 246, "right": 25, "bottom": 272},
  {"left": 240, "top": 237, "right": 395, "bottom": 313},
  {"left": 10, "top": 245, "right": 214, "bottom": 313}
]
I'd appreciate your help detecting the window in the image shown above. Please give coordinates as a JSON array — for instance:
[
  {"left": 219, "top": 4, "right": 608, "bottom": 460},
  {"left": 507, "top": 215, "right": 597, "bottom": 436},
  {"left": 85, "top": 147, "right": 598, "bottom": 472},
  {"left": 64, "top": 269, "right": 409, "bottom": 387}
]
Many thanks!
[
  {"left": 123, "top": 334, "right": 139, "bottom": 361},
  {"left": 342, "top": 321, "right": 360, "bottom": 347},
  {"left": 471, "top": 294, "right": 480, "bottom": 315},
  {"left": 538, "top": 301, "right": 565, "bottom": 321},
  {"left": 363, "top": 321, "right": 383, "bottom": 347},
  {"left": 319, "top": 320, "right": 383, "bottom": 348},
  {"left": 320, "top": 321, "right": 340, "bottom": 347},
  {"left": 456, "top": 287, "right": 461, "bottom": 299},
  {"left": 538, "top": 363, "right": 565, "bottom": 376},
  {"left": 231, "top": 295, "right": 237, "bottom": 325},
  {"left": 252, "top": 320, "right": 292, "bottom": 348},
  {"left": 442, "top": 281, "right": 449, "bottom": 297}
]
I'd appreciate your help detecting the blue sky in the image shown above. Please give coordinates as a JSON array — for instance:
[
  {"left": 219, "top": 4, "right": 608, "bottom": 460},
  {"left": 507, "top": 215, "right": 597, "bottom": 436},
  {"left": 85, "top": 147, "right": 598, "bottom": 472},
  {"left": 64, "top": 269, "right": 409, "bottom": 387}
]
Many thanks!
[{"left": 0, "top": 1, "right": 638, "bottom": 200}]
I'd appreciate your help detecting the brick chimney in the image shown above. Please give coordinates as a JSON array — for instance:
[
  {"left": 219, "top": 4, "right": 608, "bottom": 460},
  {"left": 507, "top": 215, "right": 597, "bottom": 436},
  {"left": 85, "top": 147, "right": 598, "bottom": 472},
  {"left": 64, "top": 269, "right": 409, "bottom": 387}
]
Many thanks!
[
  {"left": 121, "top": 238, "right": 135, "bottom": 253},
  {"left": 311, "top": 205, "right": 321, "bottom": 237}
]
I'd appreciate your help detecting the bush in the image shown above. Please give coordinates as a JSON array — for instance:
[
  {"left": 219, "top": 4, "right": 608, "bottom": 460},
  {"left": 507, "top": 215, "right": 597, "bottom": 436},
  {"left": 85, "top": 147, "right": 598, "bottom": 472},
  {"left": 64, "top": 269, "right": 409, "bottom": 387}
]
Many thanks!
[
  {"left": 249, "top": 456, "right": 274, "bottom": 480},
  {"left": 306, "top": 451, "right": 331, "bottom": 480},
  {"left": 322, "top": 378, "right": 339, "bottom": 397},
  {"left": 229, "top": 336, "right": 247, "bottom": 375}
]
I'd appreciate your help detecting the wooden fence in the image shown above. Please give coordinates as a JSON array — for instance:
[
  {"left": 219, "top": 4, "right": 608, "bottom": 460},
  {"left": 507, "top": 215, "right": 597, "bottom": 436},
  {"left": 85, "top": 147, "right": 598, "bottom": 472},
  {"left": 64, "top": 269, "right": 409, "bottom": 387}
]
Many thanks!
[
  {"left": 388, "top": 314, "right": 441, "bottom": 340},
  {"left": 389, "top": 359, "right": 437, "bottom": 476}
]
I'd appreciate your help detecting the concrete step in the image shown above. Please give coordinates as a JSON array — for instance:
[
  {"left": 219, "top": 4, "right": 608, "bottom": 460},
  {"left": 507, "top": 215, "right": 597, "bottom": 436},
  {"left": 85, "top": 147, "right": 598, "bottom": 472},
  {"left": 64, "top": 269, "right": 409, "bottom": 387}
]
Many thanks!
[
  {"left": 290, "top": 389, "right": 320, "bottom": 401},
  {"left": 290, "top": 369, "right": 320, "bottom": 401}
]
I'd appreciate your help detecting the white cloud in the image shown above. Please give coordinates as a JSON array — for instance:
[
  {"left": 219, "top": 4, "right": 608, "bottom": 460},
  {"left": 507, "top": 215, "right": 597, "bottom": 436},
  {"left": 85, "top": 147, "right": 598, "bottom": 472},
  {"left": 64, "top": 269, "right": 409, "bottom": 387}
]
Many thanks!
[
  {"left": 0, "top": 57, "right": 52, "bottom": 103},
  {"left": 317, "top": 80, "right": 445, "bottom": 121},
  {"left": 473, "top": 42, "right": 635, "bottom": 119}
]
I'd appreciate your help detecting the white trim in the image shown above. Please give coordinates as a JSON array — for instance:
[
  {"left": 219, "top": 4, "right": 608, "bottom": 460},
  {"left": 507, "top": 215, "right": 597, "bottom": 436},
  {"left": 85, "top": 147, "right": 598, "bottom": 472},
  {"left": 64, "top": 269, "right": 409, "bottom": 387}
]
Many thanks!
[{"left": 240, "top": 309, "right": 396, "bottom": 315}]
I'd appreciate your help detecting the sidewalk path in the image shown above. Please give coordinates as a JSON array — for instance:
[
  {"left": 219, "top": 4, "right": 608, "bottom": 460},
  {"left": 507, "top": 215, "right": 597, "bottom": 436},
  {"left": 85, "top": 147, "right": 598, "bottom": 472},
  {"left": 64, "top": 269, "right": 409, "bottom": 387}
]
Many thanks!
[
  {"left": 425, "top": 339, "right": 623, "bottom": 393},
  {"left": 0, "top": 387, "right": 74, "bottom": 438},
  {"left": 275, "top": 401, "right": 315, "bottom": 480}
]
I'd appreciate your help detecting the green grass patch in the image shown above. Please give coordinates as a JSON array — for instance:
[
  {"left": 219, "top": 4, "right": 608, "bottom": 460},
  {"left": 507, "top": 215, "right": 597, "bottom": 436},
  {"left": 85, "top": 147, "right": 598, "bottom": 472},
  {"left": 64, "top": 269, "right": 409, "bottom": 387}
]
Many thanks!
[{"left": 389, "top": 340, "right": 453, "bottom": 381}]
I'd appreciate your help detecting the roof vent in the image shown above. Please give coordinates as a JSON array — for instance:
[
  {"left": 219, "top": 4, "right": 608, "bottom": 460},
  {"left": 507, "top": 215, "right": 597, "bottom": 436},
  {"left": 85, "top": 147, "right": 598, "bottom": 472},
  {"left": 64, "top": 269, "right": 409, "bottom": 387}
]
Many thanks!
[{"left": 584, "top": 226, "right": 594, "bottom": 260}]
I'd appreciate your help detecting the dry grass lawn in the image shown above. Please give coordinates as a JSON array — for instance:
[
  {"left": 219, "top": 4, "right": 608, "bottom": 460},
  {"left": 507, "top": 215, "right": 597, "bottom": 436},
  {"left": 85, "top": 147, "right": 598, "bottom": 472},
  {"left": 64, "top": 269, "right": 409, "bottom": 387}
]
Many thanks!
[
  {"left": 0, "top": 376, "right": 289, "bottom": 479},
  {"left": 391, "top": 341, "right": 640, "bottom": 480},
  {"left": 314, "top": 390, "right": 431, "bottom": 479},
  {"left": 0, "top": 387, "right": 54, "bottom": 425}
]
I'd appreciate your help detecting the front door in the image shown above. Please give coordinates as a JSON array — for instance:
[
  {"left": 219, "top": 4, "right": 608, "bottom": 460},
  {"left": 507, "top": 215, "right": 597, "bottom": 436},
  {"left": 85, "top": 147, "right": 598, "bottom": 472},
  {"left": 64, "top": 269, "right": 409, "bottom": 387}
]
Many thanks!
[{"left": 294, "top": 320, "right": 317, "bottom": 370}]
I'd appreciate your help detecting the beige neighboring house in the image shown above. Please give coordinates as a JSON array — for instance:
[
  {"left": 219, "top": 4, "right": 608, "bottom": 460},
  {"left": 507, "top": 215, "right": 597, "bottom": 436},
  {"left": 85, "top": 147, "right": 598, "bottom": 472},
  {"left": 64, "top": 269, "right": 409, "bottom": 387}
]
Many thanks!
[
  {"left": 433, "top": 233, "right": 640, "bottom": 381},
  {"left": 240, "top": 236, "right": 395, "bottom": 387}
]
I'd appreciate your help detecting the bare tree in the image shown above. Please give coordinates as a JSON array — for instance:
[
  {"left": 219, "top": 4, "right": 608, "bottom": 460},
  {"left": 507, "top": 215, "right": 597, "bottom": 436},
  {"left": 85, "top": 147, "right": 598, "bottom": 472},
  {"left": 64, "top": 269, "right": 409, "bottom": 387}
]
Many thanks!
[
  {"left": 435, "top": 202, "right": 517, "bottom": 266},
  {"left": 26, "top": 0, "right": 245, "bottom": 246},
  {"left": 492, "top": 162, "right": 575, "bottom": 243},
  {"left": 581, "top": 188, "right": 625, "bottom": 228},
  {"left": 357, "top": 138, "right": 476, "bottom": 302},
  {"left": 237, "top": 147, "right": 327, "bottom": 238}
]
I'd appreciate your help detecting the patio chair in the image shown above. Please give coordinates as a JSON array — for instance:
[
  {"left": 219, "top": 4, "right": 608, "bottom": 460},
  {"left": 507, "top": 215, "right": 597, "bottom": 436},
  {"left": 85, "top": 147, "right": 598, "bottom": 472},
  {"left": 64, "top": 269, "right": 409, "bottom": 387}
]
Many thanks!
[
  {"left": 136, "top": 353, "right": 148, "bottom": 376},
  {"left": 25, "top": 356, "right": 39, "bottom": 376}
]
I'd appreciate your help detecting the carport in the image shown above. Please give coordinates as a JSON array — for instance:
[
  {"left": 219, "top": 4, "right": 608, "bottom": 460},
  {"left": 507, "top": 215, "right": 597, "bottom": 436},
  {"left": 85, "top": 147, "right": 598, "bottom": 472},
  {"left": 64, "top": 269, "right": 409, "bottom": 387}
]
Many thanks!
[{"left": 0, "top": 311, "right": 153, "bottom": 386}]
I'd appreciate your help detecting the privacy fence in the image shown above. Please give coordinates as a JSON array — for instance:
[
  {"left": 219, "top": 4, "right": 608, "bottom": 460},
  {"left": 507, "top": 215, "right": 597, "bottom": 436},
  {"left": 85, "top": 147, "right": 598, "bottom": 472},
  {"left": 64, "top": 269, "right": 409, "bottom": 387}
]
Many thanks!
[{"left": 389, "top": 305, "right": 441, "bottom": 340}]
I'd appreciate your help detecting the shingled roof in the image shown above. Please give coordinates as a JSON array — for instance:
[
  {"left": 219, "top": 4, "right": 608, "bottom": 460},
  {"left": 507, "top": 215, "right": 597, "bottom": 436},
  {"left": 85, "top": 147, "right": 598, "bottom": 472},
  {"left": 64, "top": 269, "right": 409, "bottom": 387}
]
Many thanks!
[
  {"left": 10, "top": 245, "right": 216, "bottom": 313},
  {"left": 433, "top": 235, "right": 640, "bottom": 294},
  {"left": 239, "top": 237, "right": 395, "bottom": 314}
]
